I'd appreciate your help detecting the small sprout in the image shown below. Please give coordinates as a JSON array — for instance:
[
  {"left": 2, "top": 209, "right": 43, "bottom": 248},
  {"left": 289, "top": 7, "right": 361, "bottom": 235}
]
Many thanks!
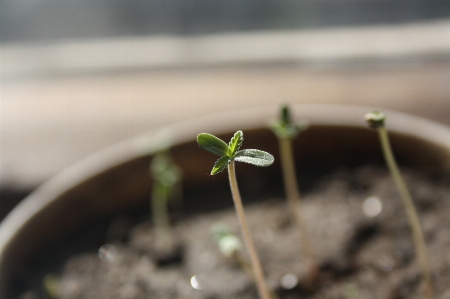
[
  {"left": 197, "top": 131, "right": 273, "bottom": 299},
  {"left": 270, "top": 105, "right": 308, "bottom": 139},
  {"left": 211, "top": 223, "right": 279, "bottom": 299},
  {"left": 211, "top": 222, "right": 233, "bottom": 242},
  {"left": 211, "top": 223, "right": 245, "bottom": 260},
  {"left": 270, "top": 105, "right": 318, "bottom": 288},
  {"left": 198, "top": 131, "right": 274, "bottom": 175},
  {"left": 366, "top": 111, "right": 433, "bottom": 299},
  {"left": 218, "top": 235, "right": 242, "bottom": 258},
  {"left": 365, "top": 111, "right": 385, "bottom": 129},
  {"left": 150, "top": 152, "right": 182, "bottom": 252}
]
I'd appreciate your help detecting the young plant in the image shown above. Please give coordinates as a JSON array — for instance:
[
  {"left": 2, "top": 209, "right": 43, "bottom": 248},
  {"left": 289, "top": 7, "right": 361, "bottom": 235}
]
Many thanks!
[
  {"left": 211, "top": 223, "right": 280, "bottom": 299},
  {"left": 150, "top": 152, "right": 182, "bottom": 252},
  {"left": 211, "top": 223, "right": 253, "bottom": 277},
  {"left": 270, "top": 105, "right": 318, "bottom": 286},
  {"left": 197, "top": 130, "right": 274, "bottom": 299},
  {"left": 365, "top": 111, "right": 433, "bottom": 299}
]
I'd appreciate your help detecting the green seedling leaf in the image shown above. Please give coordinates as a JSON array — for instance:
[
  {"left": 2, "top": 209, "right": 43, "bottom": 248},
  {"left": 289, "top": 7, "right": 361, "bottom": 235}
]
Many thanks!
[
  {"left": 197, "top": 133, "right": 229, "bottom": 156},
  {"left": 151, "top": 154, "right": 182, "bottom": 187},
  {"left": 281, "top": 105, "right": 291, "bottom": 124},
  {"left": 235, "top": 149, "right": 274, "bottom": 167},
  {"left": 212, "top": 156, "right": 231, "bottom": 175},
  {"left": 270, "top": 105, "right": 308, "bottom": 139},
  {"left": 210, "top": 222, "right": 233, "bottom": 241},
  {"left": 218, "top": 234, "right": 242, "bottom": 258},
  {"left": 198, "top": 130, "right": 275, "bottom": 176},
  {"left": 228, "top": 130, "right": 243, "bottom": 157}
]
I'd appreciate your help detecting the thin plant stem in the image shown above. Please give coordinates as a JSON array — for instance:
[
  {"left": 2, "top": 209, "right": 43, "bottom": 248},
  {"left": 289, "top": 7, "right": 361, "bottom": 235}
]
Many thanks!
[
  {"left": 231, "top": 250, "right": 279, "bottom": 299},
  {"left": 228, "top": 161, "right": 271, "bottom": 299},
  {"left": 232, "top": 250, "right": 254, "bottom": 278},
  {"left": 151, "top": 187, "right": 172, "bottom": 251},
  {"left": 279, "top": 137, "right": 318, "bottom": 283},
  {"left": 377, "top": 126, "right": 433, "bottom": 299}
]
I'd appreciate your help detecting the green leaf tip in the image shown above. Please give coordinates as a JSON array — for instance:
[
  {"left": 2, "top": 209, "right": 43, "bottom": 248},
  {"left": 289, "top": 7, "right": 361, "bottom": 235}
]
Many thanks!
[
  {"left": 365, "top": 111, "right": 386, "bottom": 129},
  {"left": 235, "top": 149, "right": 274, "bottom": 167},
  {"left": 197, "top": 133, "right": 229, "bottom": 156},
  {"left": 228, "top": 130, "right": 243, "bottom": 157},
  {"left": 211, "top": 156, "right": 231, "bottom": 175},
  {"left": 271, "top": 105, "right": 308, "bottom": 139},
  {"left": 281, "top": 105, "right": 291, "bottom": 124}
]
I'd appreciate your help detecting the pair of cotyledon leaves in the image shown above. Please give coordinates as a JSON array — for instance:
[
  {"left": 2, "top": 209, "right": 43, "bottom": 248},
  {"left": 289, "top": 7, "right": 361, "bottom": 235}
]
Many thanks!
[
  {"left": 197, "top": 131, "right": 274, "bottom": 175},
  {"left": 270, "top": 105, "right": 308, "bottom": 139}
]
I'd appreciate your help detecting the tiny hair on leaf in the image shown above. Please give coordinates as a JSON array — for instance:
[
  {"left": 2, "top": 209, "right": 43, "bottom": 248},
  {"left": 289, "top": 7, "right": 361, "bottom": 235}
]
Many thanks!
[{"left": 234, "top": 149, "right": 274, "bottom": 167}]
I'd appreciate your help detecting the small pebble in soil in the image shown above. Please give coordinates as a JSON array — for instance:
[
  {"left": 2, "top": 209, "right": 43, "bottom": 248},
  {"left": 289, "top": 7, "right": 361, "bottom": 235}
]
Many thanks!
[
  {"left": 376, "top": 255, "right": 395, "bottom": 272},
  {"left": 362, "top": 196, "right": 383, "bottom": 217},
  {"left": 98, "top": 244, "right": 117, "bottom": 263},
  {"left": 190, "top": 275, "right": 205, "bottom": 290},
  {"left": 280, "top": 273, "right": 298, "bottom": 290}
]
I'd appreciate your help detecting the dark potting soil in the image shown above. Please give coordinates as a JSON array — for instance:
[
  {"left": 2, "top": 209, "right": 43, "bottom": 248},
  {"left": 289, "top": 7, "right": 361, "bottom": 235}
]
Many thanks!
[{"left": 20, "top": 166, "right": 450, "bottom": 299}]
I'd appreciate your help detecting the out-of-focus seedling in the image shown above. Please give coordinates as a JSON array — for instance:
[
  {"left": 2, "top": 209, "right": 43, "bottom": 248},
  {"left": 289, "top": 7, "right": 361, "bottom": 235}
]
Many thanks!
[
  {"left": 197, "top": 130, "right": 274, "bottom": 299},
  {"left": 211, "top": 223, "right": 253, "bottom": 276},
  {"left": 365, "top": 111, "right": 433, "bottom": 299},
  {"left": 150, "top": 152, "right": 182, "bottom": 253},
  {"left": 270, "top": 105, "right": 318, "bottom": 286},
  {"left": 211, "top": 223, "right": 280, "bottom": 299}
]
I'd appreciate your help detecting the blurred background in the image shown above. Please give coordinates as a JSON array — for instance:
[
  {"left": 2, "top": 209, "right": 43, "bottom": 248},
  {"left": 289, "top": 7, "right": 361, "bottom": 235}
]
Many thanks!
[{"left": 1, "top": 0, "right": 450, "bottom": 220}]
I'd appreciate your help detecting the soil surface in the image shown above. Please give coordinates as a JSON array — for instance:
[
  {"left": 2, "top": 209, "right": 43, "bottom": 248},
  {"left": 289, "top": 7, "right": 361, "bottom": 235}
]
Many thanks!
[{"left": 19, "top": 166, "right": 450, "bottom": 299}]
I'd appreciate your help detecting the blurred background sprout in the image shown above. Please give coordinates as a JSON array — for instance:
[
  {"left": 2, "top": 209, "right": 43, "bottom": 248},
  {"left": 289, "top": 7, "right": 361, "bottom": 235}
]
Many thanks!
[
  {"left": 149, "top": 151, "right": 183, "bottom": 252},
  {"left": 270, "top": 105, "right": 318, "bottom": 287}
]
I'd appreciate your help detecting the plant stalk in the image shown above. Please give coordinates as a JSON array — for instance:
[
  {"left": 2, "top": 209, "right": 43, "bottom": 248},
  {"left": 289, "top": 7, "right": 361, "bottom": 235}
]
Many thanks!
[
  {"left": 228, "top": 161, "right": 271, "bottom": 299},
  {"left": 151, "top": 186, "right": 172, "bottom": 251},
  {"left": 279, "top": 137, "right": 318, "bottom": 285},
  {"left": 231, "top": 250, "right": 279, "bottom": 299},
  {"left": 377, "top": 127, "right": 433, "bottom": 299}
]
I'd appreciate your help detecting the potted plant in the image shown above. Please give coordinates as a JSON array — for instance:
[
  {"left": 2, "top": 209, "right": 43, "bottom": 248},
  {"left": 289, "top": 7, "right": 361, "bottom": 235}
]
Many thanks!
[{"left": 0, "top": 104, "right": 449, "bottom": 299}]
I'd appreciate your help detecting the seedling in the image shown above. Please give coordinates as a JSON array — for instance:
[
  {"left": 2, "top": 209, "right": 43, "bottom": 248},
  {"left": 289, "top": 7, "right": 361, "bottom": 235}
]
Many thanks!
[
  {"left": 365, "top": 111, "right": 433, "bottom": 299},
  {"left": 211, "top": 223, "right": 280, "bottom": 299},
  {"left": 270, "top": 105, "right": 318, "bottom": 286},
  {"left": 211, "top": 223, "right": 253, "bottom": 277},
  {"left": 150, "top": 152, "right": 182, "bottom": 252},
  {"left": 197, "top": 130, "right": 274, "bottom": 299}
]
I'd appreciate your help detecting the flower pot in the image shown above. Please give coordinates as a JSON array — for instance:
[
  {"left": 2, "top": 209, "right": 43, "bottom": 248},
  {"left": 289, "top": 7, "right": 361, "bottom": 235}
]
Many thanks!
[{"left": 1, "top": 104, "right": 449, "bottom": 299}]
